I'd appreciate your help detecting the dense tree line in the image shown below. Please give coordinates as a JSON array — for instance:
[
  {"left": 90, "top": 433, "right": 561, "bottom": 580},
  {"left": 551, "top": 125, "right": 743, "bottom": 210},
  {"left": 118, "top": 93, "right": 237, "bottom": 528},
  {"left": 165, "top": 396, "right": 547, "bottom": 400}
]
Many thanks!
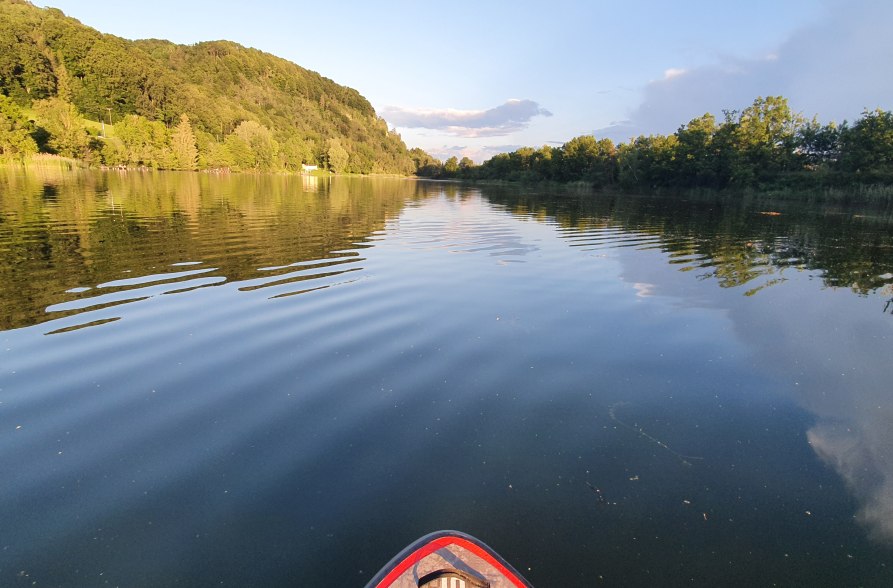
[
  {"left": 3, "top": 0, "right": 890, "bottom": 187},
  {"left": 0, "top": 0, "right": 415, "bottom": 173},
  {"left": 422, "top": 96, "right": 893, "bottom": 192}
]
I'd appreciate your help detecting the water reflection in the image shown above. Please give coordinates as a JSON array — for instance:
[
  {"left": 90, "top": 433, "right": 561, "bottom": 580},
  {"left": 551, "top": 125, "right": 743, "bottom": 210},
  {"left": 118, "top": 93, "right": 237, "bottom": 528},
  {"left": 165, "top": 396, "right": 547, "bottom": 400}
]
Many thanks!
[
  {"left": 485, "top": 187, "right": 893, "bottom": 548},
  {"left": 484, "top": 187, "right": 893, "bottom": 308},
  {"left": 0, "top": 169, "right": 425, "bottom": 331},
  {"left": 808, "top": 424, "right": 893, "bottom": 543},
  {"left": 712, "top": 278, "right": 893, "bottom": 547},
  {"left": 301, "top": 173, "right": 319, "bottom": 192},
  {"left": 2, "top": 172, "right": 893, "bottom": 585}
]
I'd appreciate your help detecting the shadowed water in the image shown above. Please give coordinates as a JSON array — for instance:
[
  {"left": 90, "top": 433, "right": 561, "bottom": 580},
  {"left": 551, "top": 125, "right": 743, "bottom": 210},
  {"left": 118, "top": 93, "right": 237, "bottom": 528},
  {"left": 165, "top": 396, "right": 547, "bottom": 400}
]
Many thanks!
[{"left": 1, "top": 169, "right": 892, "bottom": 586}]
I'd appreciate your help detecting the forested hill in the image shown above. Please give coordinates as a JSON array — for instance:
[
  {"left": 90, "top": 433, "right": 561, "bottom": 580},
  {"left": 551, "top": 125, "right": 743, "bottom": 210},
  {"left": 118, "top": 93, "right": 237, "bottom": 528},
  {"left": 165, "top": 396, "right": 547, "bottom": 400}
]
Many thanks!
[{"left": 0, "top": 0, "right": 416, "bottom": 173}]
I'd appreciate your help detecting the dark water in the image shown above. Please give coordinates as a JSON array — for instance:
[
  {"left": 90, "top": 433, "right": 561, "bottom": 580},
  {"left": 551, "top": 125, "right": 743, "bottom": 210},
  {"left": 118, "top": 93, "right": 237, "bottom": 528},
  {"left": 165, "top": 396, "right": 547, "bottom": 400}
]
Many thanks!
[{"left": 1, "top": 169, "right": 892, "bottom": 587}]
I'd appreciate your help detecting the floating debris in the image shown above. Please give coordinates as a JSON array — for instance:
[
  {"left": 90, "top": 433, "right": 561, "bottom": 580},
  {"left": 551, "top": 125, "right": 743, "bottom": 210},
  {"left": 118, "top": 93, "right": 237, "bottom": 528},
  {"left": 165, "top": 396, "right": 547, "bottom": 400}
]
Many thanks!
[
  {"left": 608, "top": 402, "right": 704, "bottom": 466},
  {"left": 585, "top": 482, "right": 607, "bottom": 505}
]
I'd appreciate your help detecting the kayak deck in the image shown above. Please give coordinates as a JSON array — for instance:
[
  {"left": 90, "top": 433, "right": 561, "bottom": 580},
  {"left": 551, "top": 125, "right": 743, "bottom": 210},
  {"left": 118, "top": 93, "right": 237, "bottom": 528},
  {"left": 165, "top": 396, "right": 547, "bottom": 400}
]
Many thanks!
[{"left": 366, "top": 530, "right": 533, "bottom": 588}]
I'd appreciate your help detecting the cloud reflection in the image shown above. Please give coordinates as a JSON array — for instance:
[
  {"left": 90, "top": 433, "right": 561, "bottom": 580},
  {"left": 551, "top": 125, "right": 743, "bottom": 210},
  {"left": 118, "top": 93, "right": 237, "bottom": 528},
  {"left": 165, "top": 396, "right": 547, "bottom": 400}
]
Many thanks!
[
  {"left": 743, "top": 287, "right": 893, "bottom": 546},
  {"left": 611, "top": 223, "right": 893, "bottom": 546},
  {"left": 808, "top": 422, "right": 893, "bottom": 543}
]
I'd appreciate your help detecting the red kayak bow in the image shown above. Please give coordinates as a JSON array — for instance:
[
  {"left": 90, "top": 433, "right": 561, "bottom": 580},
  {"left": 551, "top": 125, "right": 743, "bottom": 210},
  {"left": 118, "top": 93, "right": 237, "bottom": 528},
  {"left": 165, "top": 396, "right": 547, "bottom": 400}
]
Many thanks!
[{"left": 365, "top": 530, "right": 534, "bottom": 588}]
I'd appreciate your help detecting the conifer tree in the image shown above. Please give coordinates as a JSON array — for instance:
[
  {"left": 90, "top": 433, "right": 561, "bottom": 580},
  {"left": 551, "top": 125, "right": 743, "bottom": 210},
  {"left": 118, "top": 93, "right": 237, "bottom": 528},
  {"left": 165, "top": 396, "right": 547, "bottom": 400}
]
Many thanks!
[{"left": 171, "top": 114, "right": 198, "bottom": 170}]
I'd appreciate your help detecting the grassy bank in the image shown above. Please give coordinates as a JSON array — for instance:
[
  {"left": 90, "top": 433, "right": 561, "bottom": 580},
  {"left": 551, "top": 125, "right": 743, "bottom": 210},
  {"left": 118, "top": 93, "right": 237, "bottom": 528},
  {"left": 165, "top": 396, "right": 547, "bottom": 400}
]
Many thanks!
[{"left": 0, "top": 154, "right": 86, "bottom": 170}]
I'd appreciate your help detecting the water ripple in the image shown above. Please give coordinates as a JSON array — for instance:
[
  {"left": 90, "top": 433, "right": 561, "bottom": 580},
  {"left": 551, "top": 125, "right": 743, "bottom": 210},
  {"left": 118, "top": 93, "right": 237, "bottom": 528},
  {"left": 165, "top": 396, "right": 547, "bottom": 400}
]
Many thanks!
[{"left": 4, "top": 174, "right": 893, "bottom": 587}]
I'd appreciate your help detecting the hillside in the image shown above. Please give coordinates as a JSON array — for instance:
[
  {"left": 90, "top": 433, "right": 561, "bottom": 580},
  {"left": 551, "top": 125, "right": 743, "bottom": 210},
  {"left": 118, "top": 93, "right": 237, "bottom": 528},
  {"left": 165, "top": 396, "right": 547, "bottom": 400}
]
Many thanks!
[{"left": 0, "top": 0, "right": 416, "bottom": 173}]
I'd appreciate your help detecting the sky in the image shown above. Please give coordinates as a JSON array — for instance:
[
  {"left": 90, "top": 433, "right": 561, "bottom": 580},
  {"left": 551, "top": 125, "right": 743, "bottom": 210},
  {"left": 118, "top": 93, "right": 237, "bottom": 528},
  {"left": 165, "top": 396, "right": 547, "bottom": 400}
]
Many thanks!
[{"left": 34, "top": 0, "right": 893, "bottom": 162}]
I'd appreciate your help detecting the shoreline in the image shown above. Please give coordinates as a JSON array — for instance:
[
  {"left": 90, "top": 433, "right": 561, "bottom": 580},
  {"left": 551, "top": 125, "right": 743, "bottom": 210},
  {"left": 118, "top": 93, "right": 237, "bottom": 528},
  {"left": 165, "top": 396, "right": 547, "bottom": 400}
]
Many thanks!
[{"left": 4, "top": 158, "right": 892, "bottom": 206}]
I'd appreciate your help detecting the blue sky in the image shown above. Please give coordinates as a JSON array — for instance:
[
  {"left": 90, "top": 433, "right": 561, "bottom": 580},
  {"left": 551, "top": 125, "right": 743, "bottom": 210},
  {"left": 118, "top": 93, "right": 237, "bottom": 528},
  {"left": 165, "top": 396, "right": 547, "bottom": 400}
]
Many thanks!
[{"left": 36, "top": 1, "right": 893, "bottom": 162}]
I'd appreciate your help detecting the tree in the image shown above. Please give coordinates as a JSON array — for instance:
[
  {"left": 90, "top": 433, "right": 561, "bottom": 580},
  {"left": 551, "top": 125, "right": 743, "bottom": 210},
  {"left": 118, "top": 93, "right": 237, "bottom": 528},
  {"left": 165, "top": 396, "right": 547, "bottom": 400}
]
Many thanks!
[
  {"left": 443, "top": 156, "right": 459, "bottom": 176},
  {"left": 203, "top": 140, "right": 234, "bottom": 170},
  {"left": 233, "top": 120, "right": 278, "bottom": 171},
  {"left": 838, "top": 109, "right": 893, "bottom": 174},
  {"left": 733, "top": 96, "right": 804, "bottom": 183},
  {"left": 325, "top": 138, "right": 349, "bottom": 173},
  {"left": 617, "top": 141, "right": 642, "bottom": 189},
  {"left": 45, "top": 48, "right": 73, "bottom": 102},
  {"left": 561, "top": 135, "right": 616, "bottom": 185},
  {"left": 32, "top": 97, "right": 90, "bottom": 158},
  {"left": 532, "top": 145, "right": 555, "bottom": 180},
  {"left": 278, "top": 136, "right": 314, "bottom": 171},
  {"left": 710, "top": 112, "right": 740, "bottom": 189},
  {"left": 170, "top": 113, "right": 198, "bottom": 170},
  {"left": 409, "top": 147, "right": 440, "bottom": 177},
  {"left": 0, "top": 0, "right": 445, "bottom": 175},
  {"left": 617, "top": 134, "right": 677, "bottom": 189},
  {"left": 458, "top": 156, "right": 476, "bottom": 178},
  {"left": 115, "top": 114, "right": 156, "bottom": 167},
  {"left": 224, "top": 133, "right": 253, "bottom": 171},
  {"left": 478, "top": 152, "right": 510, "bottom": 180},
  {"left": 0, "top": 94, "right": 38, "bottom": 159},
  {"left": 115, "top": 114, "right": 171, "bottom": 168},
  {"left": 797, "top": 118, "right": 840, "bottom": 168},
  {"left": 674, "top": 113, "right": 717, "bottom": 187},
  {"left": 99, "top": 136, "right": 126, "bottom": 167}
]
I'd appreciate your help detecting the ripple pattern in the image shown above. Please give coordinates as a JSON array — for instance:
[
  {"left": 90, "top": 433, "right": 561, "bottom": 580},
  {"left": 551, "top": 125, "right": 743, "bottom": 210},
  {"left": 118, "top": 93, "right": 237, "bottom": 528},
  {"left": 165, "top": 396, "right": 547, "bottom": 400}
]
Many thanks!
[{"left": 2, "top": 173, "right": 893, "bottom": 587}]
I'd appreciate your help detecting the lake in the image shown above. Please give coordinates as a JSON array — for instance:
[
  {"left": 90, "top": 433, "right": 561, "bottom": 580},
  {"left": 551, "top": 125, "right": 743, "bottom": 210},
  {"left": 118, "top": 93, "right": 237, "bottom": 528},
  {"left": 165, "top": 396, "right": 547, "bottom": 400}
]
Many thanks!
[{"left": 1, "top": 168, "right": 892, "bottom": 586}]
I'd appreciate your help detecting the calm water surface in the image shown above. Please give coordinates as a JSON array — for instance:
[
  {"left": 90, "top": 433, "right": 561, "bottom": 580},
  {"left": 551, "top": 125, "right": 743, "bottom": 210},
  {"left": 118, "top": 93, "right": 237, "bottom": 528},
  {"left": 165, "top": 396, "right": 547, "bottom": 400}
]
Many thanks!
[{"left": 1, "top": 169, "right": 892, "bottom": 586}]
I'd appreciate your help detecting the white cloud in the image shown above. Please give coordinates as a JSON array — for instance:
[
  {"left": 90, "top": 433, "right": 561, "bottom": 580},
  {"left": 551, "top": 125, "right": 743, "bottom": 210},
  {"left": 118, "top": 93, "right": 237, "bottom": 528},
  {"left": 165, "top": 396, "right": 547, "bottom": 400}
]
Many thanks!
[
  {"left": 381, "top": 99, "right": 552, "bottom": 138},
  {"left": 598, "top": 0, "right": 893, "bottom": 142}
]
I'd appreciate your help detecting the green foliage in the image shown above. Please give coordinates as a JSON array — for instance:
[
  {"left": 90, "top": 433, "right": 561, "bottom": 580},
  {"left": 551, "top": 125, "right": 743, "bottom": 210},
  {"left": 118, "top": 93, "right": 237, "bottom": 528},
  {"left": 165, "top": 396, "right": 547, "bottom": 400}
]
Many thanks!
[
  {"left": 171, "top": 114, "right": 198, "bottom": 170},
  {"left": 325, "top": 138, "right": 349, "bottom": 173},
  {"left": 202, "top": 136, "right": 234, "bottom": 170},
  {"left": 443, "top": 156, "right": 459, "bottom": 175},
  {"left": 0, "top": 94, "right": 38, "bottom": 159},
  {"left": 839, "top": 109, "right": 893, "bottom": 174},
  {"left": 561, "top": 135, "right": 617, "bottom": 185},
  {"left": 32, "top": 97, "right": 90, "bottom": 158},
  {"left": 115, "top": 114, "right": 171, "bottom": 168},
  {"left": 472, "top": 96, "right": 893, "bottom": 194},
  {"left": 231, "top": 120, "right": 278, "bottom": 171},
  {"left": 99, "top": 136, "right": 126, "bottom": 167},
  {"left": 731, "top": 96, "right": 804, "bottom": 184},
  {"left": 3, "top": 2, "right": 891, "bottom": 189},
  {"left": 224, "top": 133, "right": 253, "bottom": 171},
  {"left": 674, "top": 113, "right": 717, "bottom": 187},
  {"left": 278, "top": 136, "right": 314, "bottom": 171},
  {"left": 797, "top": 118, "right": 840, "bottom": 168},
  {"left": 618, "top": 134, "right": 677, "bottom": 189},
  {"left": 0, "top": 0, "right": 416, "bottom": 174},
  {"left": 409, "top": 147, "right": 442, "bottom": 177}
]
